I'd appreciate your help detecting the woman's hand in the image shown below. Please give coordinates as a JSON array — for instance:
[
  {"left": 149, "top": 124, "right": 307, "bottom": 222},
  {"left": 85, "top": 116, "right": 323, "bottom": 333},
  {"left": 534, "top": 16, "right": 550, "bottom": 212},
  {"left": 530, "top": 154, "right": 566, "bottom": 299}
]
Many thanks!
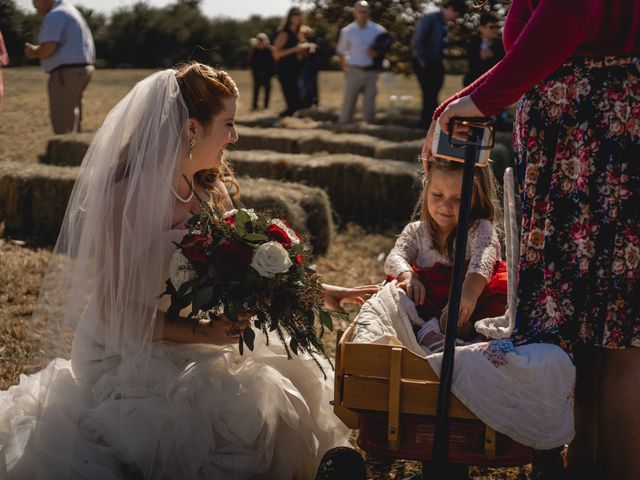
[
  {"left": 438, "top": 95, "right": 484, "bottom": 140},
  {"left": 322, "top": 283, "right": 380, "bottom": 311},
  {"left": 396, "top": 271, "right": 426, "bottom": 305}
]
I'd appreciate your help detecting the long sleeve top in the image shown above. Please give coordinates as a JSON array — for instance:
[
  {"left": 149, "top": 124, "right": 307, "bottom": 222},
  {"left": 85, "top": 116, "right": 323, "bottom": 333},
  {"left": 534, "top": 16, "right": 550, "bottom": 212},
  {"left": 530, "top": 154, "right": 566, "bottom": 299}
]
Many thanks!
[
  {"left": 384, "top": 220, "right": 501, "bottom": 284},
  {"left": 412, "top": 11, "right": 446, "bottom": 63},
  {"left": 434, "top": 0, "right": 640, "bottom": 117}
]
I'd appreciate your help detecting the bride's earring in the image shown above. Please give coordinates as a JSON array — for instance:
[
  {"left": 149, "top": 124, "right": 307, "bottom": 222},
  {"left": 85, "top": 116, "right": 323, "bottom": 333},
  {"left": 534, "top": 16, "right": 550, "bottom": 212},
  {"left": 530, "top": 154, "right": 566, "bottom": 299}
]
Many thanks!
[{"left": 189, "top": 136, "right": 197, "bottom": 161}]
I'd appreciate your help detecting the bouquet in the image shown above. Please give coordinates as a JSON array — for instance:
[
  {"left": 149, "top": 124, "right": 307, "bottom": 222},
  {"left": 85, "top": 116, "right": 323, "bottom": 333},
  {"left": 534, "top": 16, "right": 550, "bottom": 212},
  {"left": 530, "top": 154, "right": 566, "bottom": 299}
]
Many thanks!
[{"left": 163, "top": 199, "right": 345, "bottom": 361}]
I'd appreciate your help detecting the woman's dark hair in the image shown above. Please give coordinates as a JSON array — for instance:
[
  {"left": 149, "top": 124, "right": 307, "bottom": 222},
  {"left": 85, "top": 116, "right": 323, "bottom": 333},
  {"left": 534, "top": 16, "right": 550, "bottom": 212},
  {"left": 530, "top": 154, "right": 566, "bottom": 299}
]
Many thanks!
[
  {"left": 278, "top": 7, "right": 303, "bottom": 34},
  {"left": 443, "top": 0, "right": 468, "bottom": 15}
]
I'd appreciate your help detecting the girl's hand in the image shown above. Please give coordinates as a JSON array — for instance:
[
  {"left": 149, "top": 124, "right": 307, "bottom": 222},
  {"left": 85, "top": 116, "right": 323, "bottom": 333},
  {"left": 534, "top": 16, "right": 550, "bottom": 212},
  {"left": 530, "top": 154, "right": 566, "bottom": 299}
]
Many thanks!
[
  {"left": 457, "top": 293, "right": 477, "bottom": 327},
  {"left": 438, "top": 95, "right": 483, "bottom": 140},
  {"left": 396, "top": 271, "right": 426, "bottom": 305},
  {"left": 323, "top": 284, "right": 380, "bottom": 311}
]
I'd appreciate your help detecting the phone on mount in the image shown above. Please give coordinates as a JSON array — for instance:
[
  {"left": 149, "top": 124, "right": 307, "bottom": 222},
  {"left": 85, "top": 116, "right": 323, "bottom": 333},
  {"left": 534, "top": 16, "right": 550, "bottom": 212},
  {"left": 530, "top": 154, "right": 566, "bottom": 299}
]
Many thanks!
[{"left": 431, "top": 120, "right": 493, "bottom": 167}]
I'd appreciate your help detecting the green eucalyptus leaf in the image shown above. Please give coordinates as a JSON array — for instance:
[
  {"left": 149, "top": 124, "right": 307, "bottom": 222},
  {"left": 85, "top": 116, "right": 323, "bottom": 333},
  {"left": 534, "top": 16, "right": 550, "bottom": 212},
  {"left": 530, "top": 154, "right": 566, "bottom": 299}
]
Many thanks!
[
  {"left": 243, "top": 327, "right": 255, "bottom": 351},
  {"left": 319, "top": 310, "right": 334, "bottom": 332},
  {"left": 244, "top": 233, "right": 268, "bottom": 242}
]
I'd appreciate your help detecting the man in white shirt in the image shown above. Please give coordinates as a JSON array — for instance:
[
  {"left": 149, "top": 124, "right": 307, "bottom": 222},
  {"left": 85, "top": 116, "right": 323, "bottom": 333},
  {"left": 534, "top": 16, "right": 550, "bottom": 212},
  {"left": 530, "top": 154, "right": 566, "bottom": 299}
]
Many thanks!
[
  {"left": 336, "top": 1, "right": 385, "bottom": 124},
  {"left": 25, "top": 0, "right": 95, "bottom": 134}
]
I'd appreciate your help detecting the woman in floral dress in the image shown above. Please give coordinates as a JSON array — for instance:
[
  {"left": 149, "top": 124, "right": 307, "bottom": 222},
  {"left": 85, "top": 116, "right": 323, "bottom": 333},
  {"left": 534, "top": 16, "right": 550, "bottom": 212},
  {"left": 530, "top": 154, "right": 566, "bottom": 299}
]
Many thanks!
[{"left": 421, "top": 1, "right": 640, "bottom": 478}]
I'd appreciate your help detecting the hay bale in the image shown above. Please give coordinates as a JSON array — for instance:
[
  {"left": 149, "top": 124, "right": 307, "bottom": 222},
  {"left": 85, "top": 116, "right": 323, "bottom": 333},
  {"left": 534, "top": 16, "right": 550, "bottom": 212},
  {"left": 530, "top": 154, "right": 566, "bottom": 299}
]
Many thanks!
[
  {"left": 374, "top": 139, "right": 424, "bottom": 163},
  {"left": 0, "top": 162, "right": 332, "bottom": 252},
  {"left": 43, "top": 133, "right": 93, "bottom": 167},
  {"left": 238, "top": 177, "right": 333, "bottom": 254},
  {"left": 294, "top": 108, "right": 339, "bottom": 122},
  {"left": 236, "top": 112, "right": 280, "bottom": 128},
  {"left": 228, "top": 151, "right": 421, "bottom": 228},
  {"left": 235, "top": 126, "right": 304, "bottom": 153},
  {"left": 0, "top": 162, "right": 78, "bottom": 243},
  {"left": 329, "top": 123, "right": 425, "bottom": 142},
  {"left": 298, "top": 131, "right": 385, "bottom": 157}
]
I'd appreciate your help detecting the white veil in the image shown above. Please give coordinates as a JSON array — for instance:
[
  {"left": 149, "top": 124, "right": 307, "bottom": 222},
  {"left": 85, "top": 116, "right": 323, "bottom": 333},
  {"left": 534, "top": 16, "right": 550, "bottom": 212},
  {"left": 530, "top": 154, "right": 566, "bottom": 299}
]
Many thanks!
[
  {"left": 14, "top": 69, "right": 189, "bottom": 477},
  {"left": 42, "top": 69, "right": 186, "bottom": 356}
]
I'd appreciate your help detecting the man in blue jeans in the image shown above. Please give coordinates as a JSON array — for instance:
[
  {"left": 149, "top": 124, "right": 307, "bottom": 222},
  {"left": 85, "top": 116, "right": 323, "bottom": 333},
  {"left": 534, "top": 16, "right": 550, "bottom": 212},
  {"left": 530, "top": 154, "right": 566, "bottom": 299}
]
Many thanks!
[{"left": 411, "top": 0, "right": 466, "bottom": 128}]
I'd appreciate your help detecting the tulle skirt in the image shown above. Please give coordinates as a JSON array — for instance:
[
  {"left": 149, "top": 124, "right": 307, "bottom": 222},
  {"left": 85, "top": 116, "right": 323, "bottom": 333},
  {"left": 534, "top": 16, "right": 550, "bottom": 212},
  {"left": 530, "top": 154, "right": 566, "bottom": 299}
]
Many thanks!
[{"left": 0, "top": 306, "right": 349, "bottom": 479}]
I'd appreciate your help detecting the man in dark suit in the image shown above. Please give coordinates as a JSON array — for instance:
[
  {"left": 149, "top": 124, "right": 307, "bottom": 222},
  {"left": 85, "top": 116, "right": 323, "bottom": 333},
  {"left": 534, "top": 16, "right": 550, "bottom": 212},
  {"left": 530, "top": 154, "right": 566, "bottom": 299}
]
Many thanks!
[{"left": 411, "top": 0, "right": 466, "bottom": 128}]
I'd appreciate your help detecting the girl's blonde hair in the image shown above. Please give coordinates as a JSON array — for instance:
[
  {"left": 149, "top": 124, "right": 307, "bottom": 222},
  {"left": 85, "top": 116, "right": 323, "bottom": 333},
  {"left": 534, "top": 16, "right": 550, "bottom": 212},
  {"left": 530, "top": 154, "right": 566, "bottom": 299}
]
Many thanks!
[
  {"left": 420, "top": 157, "right": 499, "bottom": 260},
  {"left": 175, "top": 62, "right": 240, "bottom": 199}
]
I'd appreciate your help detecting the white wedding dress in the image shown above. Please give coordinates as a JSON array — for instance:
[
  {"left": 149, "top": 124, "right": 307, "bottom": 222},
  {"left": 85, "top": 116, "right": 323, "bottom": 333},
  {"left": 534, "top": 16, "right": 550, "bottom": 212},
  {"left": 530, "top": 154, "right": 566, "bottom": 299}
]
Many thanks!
[
  {"left": 0, "top": 69, "right": 349, "bottom": 479},
  {"left": 0, "top": 296, "right": 348, "bottom": 480}
]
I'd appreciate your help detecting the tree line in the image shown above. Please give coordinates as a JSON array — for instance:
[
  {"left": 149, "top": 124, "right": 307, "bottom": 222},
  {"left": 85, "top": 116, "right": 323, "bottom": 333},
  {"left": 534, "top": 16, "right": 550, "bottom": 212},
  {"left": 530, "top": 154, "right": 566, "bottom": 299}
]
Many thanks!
[{"left": 0, "top": 0, "right": 510, "bottom": 72}]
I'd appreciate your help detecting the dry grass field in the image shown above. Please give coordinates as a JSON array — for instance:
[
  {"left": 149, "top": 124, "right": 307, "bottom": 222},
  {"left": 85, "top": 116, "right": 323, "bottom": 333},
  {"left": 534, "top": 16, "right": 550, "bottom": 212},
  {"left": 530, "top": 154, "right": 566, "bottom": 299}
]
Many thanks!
[{"left": 0, "top": 67, "right": 527, "bottom": 479}]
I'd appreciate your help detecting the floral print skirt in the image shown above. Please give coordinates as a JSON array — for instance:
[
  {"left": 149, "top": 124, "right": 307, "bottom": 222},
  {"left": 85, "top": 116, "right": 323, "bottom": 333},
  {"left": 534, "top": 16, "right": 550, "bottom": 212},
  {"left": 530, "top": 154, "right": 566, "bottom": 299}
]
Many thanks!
[{"left": 513, "top": 56, "right": 640, "bottom": 352}]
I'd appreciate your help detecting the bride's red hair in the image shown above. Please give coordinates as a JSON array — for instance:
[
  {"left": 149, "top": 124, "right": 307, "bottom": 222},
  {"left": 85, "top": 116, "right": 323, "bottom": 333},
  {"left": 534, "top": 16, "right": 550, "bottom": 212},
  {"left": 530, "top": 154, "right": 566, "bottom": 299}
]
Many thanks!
[{"left": 175, "top": 62, "right": 240, "bottom": 200}]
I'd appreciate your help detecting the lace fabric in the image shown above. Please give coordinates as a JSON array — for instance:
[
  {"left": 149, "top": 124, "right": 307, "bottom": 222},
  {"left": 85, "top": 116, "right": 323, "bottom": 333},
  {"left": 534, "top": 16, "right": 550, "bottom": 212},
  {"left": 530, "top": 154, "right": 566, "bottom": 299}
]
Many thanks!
[{"left": 384, "top": 220, "right": 501, "bottom": 282}]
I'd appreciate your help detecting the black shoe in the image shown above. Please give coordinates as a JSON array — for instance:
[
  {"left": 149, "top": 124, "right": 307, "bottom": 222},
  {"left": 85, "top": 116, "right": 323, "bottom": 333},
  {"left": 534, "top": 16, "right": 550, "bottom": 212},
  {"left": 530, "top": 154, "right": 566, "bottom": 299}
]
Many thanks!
[
  {"left": 531, "top": 447, "right": 566, "bottom": 480},
  {"left": 314, "top": 447, "right": 367, "bottom": 480}
]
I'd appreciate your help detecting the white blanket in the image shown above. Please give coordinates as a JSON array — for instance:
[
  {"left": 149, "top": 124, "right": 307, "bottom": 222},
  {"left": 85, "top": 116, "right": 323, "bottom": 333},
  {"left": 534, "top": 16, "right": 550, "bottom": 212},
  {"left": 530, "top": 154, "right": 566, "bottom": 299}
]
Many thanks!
[{"left": 352, "top": 282, "right": 575, "bottom": 450}]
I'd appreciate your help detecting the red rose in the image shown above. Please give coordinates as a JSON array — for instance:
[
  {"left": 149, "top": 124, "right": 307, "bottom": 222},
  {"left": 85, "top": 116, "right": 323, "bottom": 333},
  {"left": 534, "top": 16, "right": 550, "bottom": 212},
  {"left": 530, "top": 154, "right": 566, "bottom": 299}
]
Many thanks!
[
  {"left": 212, "top": 240, "right": 253, "bottom": 280},
  {"left": 294, "top": 255, "right": 304, "bottom": 265},
  {"left": 266, "top": 224, "right": 292, "bottom": 249},
  {"left": 278, "top": 218, "right": 300, "bottom": 241},
  {"left": 181, "top": 234, "right": 211, "bottom": 264}
]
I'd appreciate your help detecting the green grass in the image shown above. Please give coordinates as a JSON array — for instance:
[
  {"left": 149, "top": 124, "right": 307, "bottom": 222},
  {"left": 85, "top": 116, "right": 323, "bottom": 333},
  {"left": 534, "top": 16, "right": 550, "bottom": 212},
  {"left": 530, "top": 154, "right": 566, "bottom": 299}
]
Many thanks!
[{"left": 0, "top": 67, "right": 463, "bottom": 163}]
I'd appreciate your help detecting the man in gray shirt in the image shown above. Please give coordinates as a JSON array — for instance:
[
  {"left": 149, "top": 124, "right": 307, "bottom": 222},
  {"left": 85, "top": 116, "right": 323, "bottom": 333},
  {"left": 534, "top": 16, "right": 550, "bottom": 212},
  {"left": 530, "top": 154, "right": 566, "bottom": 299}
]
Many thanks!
[
  {"left": 25, "top": 0, "right": 95, "bottom": 134},
  {"left": 336, "top": 1, "right": 385, "bottom": 124}
]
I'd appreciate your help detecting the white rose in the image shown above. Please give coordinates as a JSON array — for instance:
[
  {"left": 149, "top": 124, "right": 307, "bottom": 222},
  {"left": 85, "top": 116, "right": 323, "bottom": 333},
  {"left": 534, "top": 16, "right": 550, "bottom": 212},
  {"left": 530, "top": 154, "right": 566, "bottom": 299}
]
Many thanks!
[
  {"left": 268, "top": 218, "right": 300, "bottom": 246},
  {"left": 224, "top": 208, "right": 258, "bottom": 221},
  {"left": 169, "top": 250, "right": 196, "bottom": 290},
  {"left": 250, "top": 241, "right": 293, "bottom": 278}
]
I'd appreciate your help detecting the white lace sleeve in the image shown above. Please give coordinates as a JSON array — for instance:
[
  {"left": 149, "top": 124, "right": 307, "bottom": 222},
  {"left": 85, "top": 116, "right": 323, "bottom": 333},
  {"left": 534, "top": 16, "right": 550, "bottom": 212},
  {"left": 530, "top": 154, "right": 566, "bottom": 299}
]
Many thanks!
[
  {"left": 385, "top": 222, "right": 422, "bottom": 278},
  {"left": 467, "top": 220, "right": 501, "bottom": 283}
]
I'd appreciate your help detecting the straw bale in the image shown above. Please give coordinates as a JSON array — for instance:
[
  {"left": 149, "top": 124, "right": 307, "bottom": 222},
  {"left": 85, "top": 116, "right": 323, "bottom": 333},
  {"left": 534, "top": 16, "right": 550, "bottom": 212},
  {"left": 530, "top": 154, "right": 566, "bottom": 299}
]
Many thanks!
[
  {"left": 228, "top": 151, "right": 421, "bottom": 228},
  {"left": 374, "top": 139, "right": 424, "bottom": 163},
  {"left": 294, "top": 108, "right": 339, "bottom": 122},
  {"left": 238, "top": 177, "right": 333, "bottom": 254},
  {"left": 297, "top": 131, "right": 385, "bottom": 157},
  {"left": 329, "top": 123, "right": 425, "bottom": 142},
  {"left": 0, "top": 162, "right": 78, "bottom": 243},
  {"left": 43, "top": 133, "right": 92, "bottom": 167},
  {"left": 0, "top": 162, "right": 333, "bottom": 252},
  {"left": 235, "top": 126, "right": 304, "bottom": 153}
]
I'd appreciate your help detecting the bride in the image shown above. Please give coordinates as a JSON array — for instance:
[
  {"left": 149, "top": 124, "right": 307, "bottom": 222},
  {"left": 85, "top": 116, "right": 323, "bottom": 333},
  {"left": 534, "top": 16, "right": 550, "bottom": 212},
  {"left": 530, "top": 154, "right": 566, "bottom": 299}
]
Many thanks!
[{"left": 0, "top": 63, "right": 371, "bottom": 479}]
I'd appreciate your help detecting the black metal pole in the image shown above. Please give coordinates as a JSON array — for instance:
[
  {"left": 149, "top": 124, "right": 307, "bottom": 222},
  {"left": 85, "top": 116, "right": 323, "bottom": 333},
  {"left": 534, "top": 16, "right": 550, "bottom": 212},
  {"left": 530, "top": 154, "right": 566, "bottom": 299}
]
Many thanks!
[{"left": 423, "top": 145, "right": 477, "bottom": 479}]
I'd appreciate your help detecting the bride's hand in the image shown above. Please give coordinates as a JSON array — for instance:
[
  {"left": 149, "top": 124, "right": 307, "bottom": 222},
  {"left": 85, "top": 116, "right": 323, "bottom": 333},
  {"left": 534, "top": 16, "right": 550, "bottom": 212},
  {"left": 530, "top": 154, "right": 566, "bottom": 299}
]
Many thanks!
[
  {"left": 322, "top": 284, "right": 380, "bottom": 311},
  {"left": 199, "top": 313, "right": 252, "bottom": 345}
]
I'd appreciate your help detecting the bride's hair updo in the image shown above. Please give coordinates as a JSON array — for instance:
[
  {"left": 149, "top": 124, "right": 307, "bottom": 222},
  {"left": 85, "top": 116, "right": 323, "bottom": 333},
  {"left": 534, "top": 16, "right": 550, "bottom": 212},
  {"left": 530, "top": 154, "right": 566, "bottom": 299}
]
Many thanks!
[{"left": 175, "top": 62, "right": 240, "bottom": 195}]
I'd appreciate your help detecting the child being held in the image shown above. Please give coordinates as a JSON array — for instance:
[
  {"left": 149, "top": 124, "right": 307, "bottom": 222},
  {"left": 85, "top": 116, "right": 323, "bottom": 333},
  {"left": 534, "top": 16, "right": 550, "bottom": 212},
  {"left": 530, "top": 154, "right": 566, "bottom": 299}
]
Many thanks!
[{"left": 384, "top": 157, "right": 507, "bottom": 352}]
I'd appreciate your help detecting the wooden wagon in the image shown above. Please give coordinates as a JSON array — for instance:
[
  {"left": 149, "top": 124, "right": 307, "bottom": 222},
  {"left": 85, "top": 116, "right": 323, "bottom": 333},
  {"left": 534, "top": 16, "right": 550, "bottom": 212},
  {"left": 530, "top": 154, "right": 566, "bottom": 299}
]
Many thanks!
[{"left": 333, "top": 323, "right": 534, "bottom": 466}]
